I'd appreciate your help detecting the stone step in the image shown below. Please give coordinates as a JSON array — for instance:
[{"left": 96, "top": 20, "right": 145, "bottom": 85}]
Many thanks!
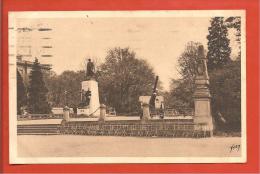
[
  {"left": 18, "top": 132, "right": 60, "bottom": 135},
  {"left": 17, "top": 124, "right": 61, "bottom": 135}
]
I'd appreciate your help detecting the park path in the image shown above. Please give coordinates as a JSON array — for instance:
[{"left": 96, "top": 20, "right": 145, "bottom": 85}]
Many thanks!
[{"left": 18, "top": 135, "right": 241, "bottom": 158}]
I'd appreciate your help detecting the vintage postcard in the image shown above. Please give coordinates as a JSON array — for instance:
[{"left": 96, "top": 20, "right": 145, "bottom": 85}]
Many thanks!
[{"left": 9, "top": 10, "right": 246, "bottom": 164}]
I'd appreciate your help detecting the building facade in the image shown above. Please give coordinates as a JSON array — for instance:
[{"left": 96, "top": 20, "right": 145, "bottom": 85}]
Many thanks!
[{"left": 17, "top": 55, "right": 52, "bottom": 87}]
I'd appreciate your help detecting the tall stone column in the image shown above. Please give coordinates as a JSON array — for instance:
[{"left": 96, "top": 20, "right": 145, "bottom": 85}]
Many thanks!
[{"left": 193, "top": 45, "right": 213, "bottom": 136}]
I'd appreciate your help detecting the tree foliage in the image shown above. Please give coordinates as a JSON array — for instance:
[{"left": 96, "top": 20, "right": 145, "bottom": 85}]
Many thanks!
[
  {"left": 98, "top": 47, "right": 157, "bottom": 114},
  {"left": 177, "top": 41, "right": 203, "bottom": 91},
  {"left": 27, "top": 58, "right": 51, "bottom": 114},
  {"left": 17, "top": 70, "right": 27, "bottom": 114},
  {"left": 207, "top": 17, "right": 231, "bottom": 70},
  {"left": 164, "top": 42, "right": 201, "bottom": 109},
  {"left": 45, "top": 70, "right": 85, "bottom": 108},
  {"left": 206, "top": 17, "right": 241, "bottom": 132},
  {"left": 209, "top": 60, "right": 241, "bottom": 132},
  {"left": 225, "top": 17, "right": 241, "bottom": 59},
  {"left": 225, "top": 17, "right": 241, "bottom": 42}
]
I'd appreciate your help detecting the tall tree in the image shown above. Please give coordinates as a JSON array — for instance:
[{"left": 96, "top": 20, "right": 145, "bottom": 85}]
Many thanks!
[
  {"left": 209, "top": 60, "right": 241, "bottom": 132},
  {"left": 27, "top": 58, "right": 51, "bottom": 114},
  {"left": 177, "top": 41, "right": 202, "bottom": 91},
  {"left": 17, "top": 70, "right": 27, "bottom": 114},
  {"left": 207, "top": 17, "right": 241, "bottom": 132},
  {"left": 207, "top": 17, "right": 231, "bottom": 70},
  {"left": 98, "top": 47, "right": 157, "bottom": 114},
  {"left": 165, "top": 42, "right": 202, "bottom": 109}
]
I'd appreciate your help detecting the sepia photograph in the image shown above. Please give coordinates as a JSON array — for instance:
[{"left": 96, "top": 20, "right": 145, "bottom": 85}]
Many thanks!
[{"left": 8, "top": 10, "right": 246, "bottom": 164}]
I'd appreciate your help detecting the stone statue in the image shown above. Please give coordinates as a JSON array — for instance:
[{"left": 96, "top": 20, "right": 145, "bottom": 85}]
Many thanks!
[
  {"left": 84, "top": 90, "right": 91, "bottom": 106},
  {"left": 196, "top": 45, "right": 208, "bottom": 78},
  {"left": 86, "top": 59, "right": 95, "bottom": 80}
]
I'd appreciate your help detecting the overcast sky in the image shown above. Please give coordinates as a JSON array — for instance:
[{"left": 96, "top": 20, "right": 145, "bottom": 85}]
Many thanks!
[{"left": 14, "top": 14, "right": 239, "bottom": 91}]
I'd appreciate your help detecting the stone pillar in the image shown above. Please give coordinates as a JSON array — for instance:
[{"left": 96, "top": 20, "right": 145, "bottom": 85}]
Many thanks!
[
  {"left": 142, "top": 103, "right": 150, "bottom": 121},
  {"left": 81, "top": 80, "right": 100, "bottom": 116},
  {"left": 193, "top": 45, "right": 213, "bottom": 136},
  {"left": 99, "top": 104, "right": 106, "bottom": 121},
  {"left": 63, "top": 106, "right": 70, "bottom": 122}
]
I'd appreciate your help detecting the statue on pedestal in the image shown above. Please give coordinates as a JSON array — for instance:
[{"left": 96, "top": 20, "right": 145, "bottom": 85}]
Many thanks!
[
  {"left": 193, "top": 45, "right": 213, "bottom": 136},
  {"left": 77, "top": 58, "right": 100, "bottom": 116},
  {"left": 86, "top": 59, "right": 95, "bottom": 80}
]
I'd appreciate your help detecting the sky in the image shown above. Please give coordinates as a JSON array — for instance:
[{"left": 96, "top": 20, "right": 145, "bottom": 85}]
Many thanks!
[{"left": 14, "top": 14, "right": 239, "bottom": 91}]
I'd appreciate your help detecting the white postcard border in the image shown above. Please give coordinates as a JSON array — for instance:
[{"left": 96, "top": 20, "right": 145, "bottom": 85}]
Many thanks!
[{"left": 9, "top": 10, "right": 246, "bottom": 164}]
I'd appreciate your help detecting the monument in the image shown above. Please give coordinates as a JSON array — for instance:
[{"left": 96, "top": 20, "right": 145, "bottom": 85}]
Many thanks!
[
  {"left": 77, "top": 59, "right": 100, "bottom": 116},
  {"left": 193, "top": 45, "right": 213, "bottom": 135}
]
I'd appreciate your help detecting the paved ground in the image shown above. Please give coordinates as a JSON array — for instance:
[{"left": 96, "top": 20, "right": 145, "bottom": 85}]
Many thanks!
[{"left": 18, "top": 135, "right": 241, "bottom": 157}]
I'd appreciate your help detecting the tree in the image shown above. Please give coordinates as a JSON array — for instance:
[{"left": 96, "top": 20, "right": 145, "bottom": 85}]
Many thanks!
[
  {"left": 207, "top": 17, "right": 231, "bottom": 70},
  {"left": 165, "top": 42, "right": 202, "bottom": 109},
  {"left": 98, "top": 47, "right": 157, "bottom": 114},
  {"left": 17, "top": 70, "right": 27, "bottom": 114},
  {"left": 209, "top": 60, "right": 241, "bottom": 132},
  {"left": 27, "top": 58, "right": 51, "bottom": 114},
  {"left": 207, "top": 17, "right": 241, "bottom": 132},
  {"left": 45, "top": 70, "right": 85, "bottom": 108},
  {"left": 177, "top": 41, "right": 202, "bottom": 91}
]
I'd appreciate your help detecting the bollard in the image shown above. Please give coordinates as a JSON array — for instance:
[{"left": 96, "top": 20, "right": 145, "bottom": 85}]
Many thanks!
[
  {"left": 142, "top": 103, "right": 150, "bottom": 121},
  {"left": 63, "top": 106, "right": 70, "bottom": 122},
  {"left": 99, "top": 104, "right": 106, "bottom": 121}
]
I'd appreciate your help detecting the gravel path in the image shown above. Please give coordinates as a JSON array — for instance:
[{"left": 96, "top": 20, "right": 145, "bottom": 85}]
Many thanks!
[{"left": 17, "top": 135, "right": 241, "bottom": 157}]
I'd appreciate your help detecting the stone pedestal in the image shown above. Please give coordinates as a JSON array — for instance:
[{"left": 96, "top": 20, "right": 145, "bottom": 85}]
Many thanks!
[
  {"left": 142, "top": 103, "right": 150, "bottom": 121},
  {"left": 193, "top": 78, "right": 213, "bottom": 133},
  {"left": 81, "top": 80, "right": 100, "bottom": 116}
]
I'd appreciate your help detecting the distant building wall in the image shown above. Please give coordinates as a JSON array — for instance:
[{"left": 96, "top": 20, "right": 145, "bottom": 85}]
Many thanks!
[{"left": 9, "top": 21, "right": 53, "bottom": 86}]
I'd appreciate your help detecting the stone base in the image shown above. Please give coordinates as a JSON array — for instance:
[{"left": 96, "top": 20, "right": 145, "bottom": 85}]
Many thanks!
[
  {"left": 194, "top": 117, "right": 213, "bottom": 130},
  {"left": 77, "top": 108, "right": 90, "bottom": 115},
  {"left": 193, "top": 97, "right": 213, "bottom": 135},
  {"left": 81, "top": 80, "right": 100, "bottom": 116}
]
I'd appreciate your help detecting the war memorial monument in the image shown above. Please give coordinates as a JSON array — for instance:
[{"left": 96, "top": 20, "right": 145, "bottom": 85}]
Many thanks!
[{"left": 18, "top": 45, "right": 213, "bottom": 138}]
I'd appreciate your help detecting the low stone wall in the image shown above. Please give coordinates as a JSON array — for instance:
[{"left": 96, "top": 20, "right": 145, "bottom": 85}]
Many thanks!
[{"left": 60, "top": 119, "right": 211, "bottom": 138}]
